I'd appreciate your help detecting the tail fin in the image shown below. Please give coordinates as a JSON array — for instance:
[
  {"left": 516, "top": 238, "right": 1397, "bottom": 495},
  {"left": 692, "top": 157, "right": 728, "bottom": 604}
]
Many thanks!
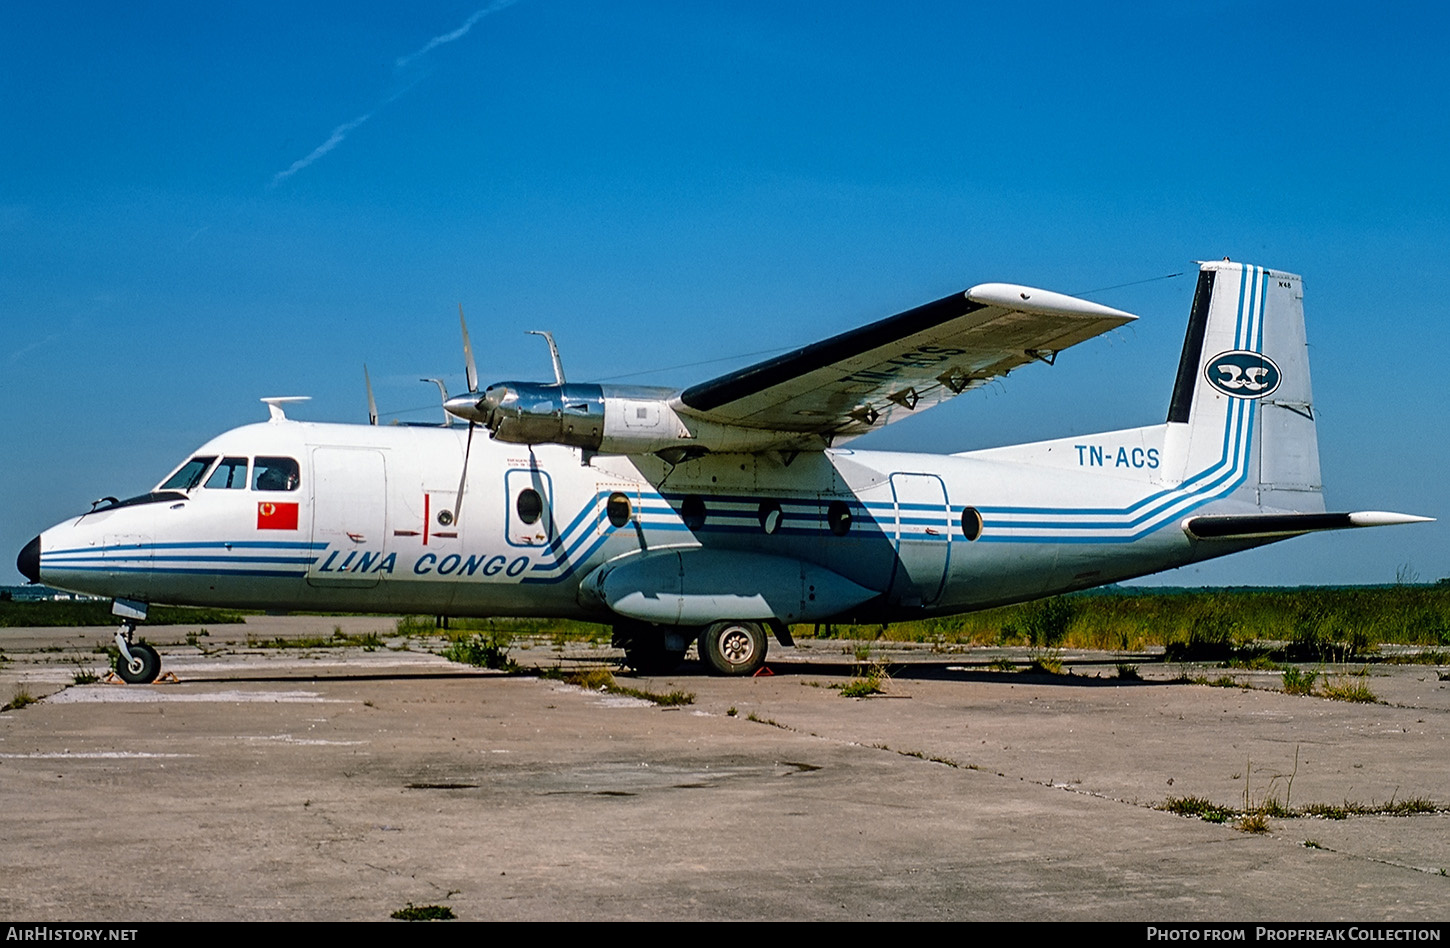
[{"left": 1161, "top": 260, "right": 1323, "bottom": 513}]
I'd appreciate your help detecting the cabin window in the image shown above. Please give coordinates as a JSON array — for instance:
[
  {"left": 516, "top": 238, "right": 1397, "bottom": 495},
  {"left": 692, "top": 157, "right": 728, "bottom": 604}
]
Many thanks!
[
  {"left": 516, "top": 488, "right": 544, "bottom": 525},
  {"left": 680, "top": 495, "right": 706, "bottom": 530},
  {"left": 606, "top": 492, "right": 632, "bottom": 527},
  {"left": 253, "top": 457, "right": 300, "bottom": 492},
  {"left": 961, "top": 506, "right": 983, "bottom": 541},
  {"left": 827, "top": 500, "right": 852, "bottom": 536},
  {"left": 160, "top": 456, "right": 217, "bottom": 491},
  {"left": 758, "top": 500, "right": 783, "bottom": 535},
  {"left": 204, "top": 457, "right": 249, "bottom": 490}
]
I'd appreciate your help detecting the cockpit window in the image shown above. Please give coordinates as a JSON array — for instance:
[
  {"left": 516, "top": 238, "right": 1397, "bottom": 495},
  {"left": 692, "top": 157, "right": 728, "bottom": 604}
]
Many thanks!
[
  {"left": 203, "top": 457, "right": 249, "bottom": 490},
  {"left": 253, "top": 456, "right": 300, "bottom": 492},
  {"left": 159, "top": 456, "right": 217, "bottom": 491}
]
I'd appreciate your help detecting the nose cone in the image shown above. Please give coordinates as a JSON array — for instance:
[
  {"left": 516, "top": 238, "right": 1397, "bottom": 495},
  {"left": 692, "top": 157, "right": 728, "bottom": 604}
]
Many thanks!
[{"left": 17, "top": 535, "right": 40, "bottom": 584}]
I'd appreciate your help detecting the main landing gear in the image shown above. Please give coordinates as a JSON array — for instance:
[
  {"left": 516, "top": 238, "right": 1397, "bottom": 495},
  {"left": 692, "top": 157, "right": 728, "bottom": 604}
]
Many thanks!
[
  {"left": 615, "top": 620, "right": 773, "bottom": 677},
  {"left": 697, "top": 621, "right": 768, "bottom": 677},
  {"left": 115, "top": 621, "right": 161, "bottom": 684}
]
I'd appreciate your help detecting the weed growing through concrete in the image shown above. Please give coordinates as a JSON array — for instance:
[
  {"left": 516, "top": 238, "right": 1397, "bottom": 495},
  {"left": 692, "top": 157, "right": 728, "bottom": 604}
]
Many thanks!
[
  {"left": 542, "top": 667, "right": 693, "bottom": 706},
  {"left": 838, "top": 660, "right": 889, "bottom": 698},
  {"left": 1115, "top": 663, "right": 1141, "bottom": 680},
  {"left": 1165, "top": 795, "right": 1445, "bottom": 826},
  {"left": 1161, "top": 796, "right": 1235, "bottom": 823},
  {"left": 247, "top": 629, "right": 386, "bottom": 651},
  {"left": 443, "top": 634, "right": 519, "bottom": 672},
  {"left": 839, "top": 678, "right": 883, "bottom": 697},
  {"left": 987, "top": 657, "right": 1015, "bottom": 672},
  {"left": 390, "top": 903, "right": 455, "bottom": 921},
  {"left": 1025, "top": 655, "right": 1066, "bottom": 674},
  {"left": 1237, "top": 810, "right": 1270, "bottom": 833},
  {"left": 1281, "top": 666, "right": 1318, "bottom": 695},
  {"left": 1319, "top": 669, "right": 1377, "bottom": 703},
  {"left": 3, "top": 686, "right": 37, "bottom": 711}
]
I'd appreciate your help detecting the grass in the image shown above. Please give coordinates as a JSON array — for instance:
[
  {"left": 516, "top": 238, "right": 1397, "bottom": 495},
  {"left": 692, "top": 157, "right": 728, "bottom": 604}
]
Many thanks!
[
  {"left": 3, "top": 686, "right": 38, "bottom": 711},
  {"left": 541, "top": 667, "right": 694, "bottom": 706},
  {"left": 1319, "top": 670, "right": 1378, "bottom": 703},
  {"left": 1167, "top": 795, "right": 1445, "bottom": 826},
  {"left": 0, "top": 600, "right": 245, "bottom": 627},
  {"left": 1281, "top": 667, "right": 1318, "bottom": 695},
  {"left": 1237, "top": 810, "right": 1270, "bottom": 833},
  {"left": 246, "top": 628, "right": 386, "bottom": 650},
  {"left": 797, "top": 585, "right": 1450, "bottom": 654},
  {"left": 395, "top": 615, "right": 611, "bottom": 642},
  {"left": 1381, "top": 650, "right": 1448, "bottom": 665},
  {"left": 1161, "top": 796, "right": 1236, "bottom": 823},
  {"left": 838, "top": 659, "right": 889, "bottom": 697},
  {"left": 390, "top": 903, "right": 455, "bottom": 921},
  {"left": 839, "top": 676, "right": 884, "bottom": 698},
  {"left": 442, "top": 634, "right": 519, "bottom": 672}
]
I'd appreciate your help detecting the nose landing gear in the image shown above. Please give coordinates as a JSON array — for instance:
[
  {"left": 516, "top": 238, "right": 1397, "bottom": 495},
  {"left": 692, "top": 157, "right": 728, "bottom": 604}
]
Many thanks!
[{"left": 114, "top": 621, "right": 161, "bottom": 685}]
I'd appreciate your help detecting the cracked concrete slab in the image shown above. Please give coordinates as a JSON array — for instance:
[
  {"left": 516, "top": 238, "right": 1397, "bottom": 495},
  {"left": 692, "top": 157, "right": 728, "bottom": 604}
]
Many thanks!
[{"left": 0, "top": 616, "right": 1445, "bottom": 921}]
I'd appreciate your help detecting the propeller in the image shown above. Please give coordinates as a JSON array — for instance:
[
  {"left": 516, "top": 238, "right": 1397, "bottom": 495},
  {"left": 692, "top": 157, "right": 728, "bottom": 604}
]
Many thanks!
[{"left": 448, "top": 304, "right": 483, "bottom": 525}]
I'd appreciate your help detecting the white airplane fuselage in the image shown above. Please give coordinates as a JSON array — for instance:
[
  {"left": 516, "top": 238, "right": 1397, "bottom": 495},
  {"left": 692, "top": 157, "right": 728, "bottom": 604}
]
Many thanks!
[{"left": 30, "top": 417, "right": 1257, "bottom": 622}]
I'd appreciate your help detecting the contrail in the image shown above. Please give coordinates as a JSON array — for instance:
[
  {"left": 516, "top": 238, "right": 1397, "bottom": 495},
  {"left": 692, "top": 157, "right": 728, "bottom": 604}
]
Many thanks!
[
  {"left": 270, "top": 111, "right": 375, "bottom": 188},
  {"left": 270, "top": 1, "right": 519, "bottom": 187},
  {"left": 395, "top": 0, "right": 518, "bottom": 70}
]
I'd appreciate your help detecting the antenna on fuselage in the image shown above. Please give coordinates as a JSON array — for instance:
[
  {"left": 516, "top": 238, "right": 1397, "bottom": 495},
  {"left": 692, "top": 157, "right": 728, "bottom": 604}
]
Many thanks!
[
  {"left": 364, "top": 365, "right": 379, "bottom": 425},
  {"left": 526, "top": 330, "right": 566, "bottom": 385},
  {"left": 420, "top": 378, "right": 452, "bottom": 427},
  {"left": 260, "top": 396, "right": 310, "bottom": 422}
]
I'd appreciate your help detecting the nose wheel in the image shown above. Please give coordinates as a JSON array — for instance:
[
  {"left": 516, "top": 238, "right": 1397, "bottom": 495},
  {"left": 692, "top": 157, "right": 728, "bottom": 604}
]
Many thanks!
[{"left": 115, "top": 622, "right": 161, "bottom": 684}]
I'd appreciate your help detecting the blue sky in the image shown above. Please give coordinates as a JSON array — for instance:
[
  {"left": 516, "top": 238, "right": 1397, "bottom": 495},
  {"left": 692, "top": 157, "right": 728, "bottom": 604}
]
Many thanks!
[{"left": 3, "top": 1, "right": 1446, "bottom": 586}]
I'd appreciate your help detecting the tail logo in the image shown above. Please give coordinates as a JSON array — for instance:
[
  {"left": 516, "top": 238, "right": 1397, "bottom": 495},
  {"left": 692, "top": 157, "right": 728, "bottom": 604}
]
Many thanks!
[{"left": 1205, "top": 351, "right": 1281, "bottom": 399}]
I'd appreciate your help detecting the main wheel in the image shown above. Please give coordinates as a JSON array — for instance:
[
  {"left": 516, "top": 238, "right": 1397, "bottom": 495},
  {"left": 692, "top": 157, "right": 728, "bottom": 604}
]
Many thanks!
[
  {"left": 699, "top": 621, "right": 767, "bottom": 676},
  {"left": 116, "top": 642, "right": 161, "bottom": 684}
]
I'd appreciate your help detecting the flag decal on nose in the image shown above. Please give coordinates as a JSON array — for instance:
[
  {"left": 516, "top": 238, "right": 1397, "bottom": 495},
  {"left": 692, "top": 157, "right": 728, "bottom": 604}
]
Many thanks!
[{"left": 257, "top": 502, "right": 299, "bottom": 530}]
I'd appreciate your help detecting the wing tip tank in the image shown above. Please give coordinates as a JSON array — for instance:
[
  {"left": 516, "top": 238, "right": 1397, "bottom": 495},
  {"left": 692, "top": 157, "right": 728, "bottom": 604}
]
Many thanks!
[{"left": 965, "top": 283, "right": 1137, "bottom": 323}]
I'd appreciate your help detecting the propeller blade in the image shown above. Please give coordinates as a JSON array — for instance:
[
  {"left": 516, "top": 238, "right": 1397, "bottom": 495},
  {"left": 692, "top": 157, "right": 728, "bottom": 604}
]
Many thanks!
[
  {"left": 460, "top": 303, "right": 479, "bottom": 394},
  {"left": 452, "top": 420, "right": 476, "bottom": 524},
  {"left": 364, "top": 365, "right": 379, "bottom": 425}
]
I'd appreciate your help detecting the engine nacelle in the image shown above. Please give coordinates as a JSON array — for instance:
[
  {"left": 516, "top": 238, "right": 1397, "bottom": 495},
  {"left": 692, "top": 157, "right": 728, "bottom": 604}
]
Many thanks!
[{"left": 461, "top": 381, "right": 697, "bottom": 454}]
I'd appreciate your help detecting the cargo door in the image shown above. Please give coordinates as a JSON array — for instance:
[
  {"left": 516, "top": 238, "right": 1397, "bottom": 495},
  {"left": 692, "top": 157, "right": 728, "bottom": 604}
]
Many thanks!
[{"left": 308, "top": 448, "right": 387, "bottom": 587}]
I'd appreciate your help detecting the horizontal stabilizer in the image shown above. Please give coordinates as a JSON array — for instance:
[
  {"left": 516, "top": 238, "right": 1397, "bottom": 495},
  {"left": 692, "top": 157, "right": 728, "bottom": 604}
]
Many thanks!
[{"left": 1184, "top": 511, "right": 1433, "bottom": 540}]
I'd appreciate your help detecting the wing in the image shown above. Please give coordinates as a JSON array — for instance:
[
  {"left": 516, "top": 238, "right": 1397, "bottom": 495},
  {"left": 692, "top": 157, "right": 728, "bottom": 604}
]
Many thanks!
[{"left": 673, "top": 283, "right": 1136, "bottom": 444}]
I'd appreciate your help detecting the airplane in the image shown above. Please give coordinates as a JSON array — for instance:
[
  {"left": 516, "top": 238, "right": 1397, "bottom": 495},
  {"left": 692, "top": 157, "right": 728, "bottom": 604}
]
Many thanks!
[{"left": 14, "top": 259, "right": 1431, "bottom": 684}]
